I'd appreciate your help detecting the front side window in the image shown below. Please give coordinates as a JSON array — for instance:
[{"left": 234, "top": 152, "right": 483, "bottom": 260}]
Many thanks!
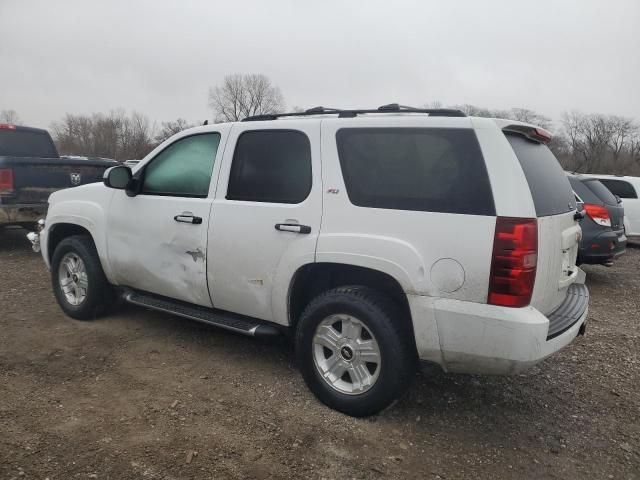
[
  {"left": 598, "top": 179, "right": 638, "bottom": 199},
  {"left": 226, "top": 130, "right": 312, "bottom": 203},
  {"left": 142, "top": 133, "right": 220, "bottom": 197},
  {"left": 336, "top": 128, "right": 495, "bottom": 215}
]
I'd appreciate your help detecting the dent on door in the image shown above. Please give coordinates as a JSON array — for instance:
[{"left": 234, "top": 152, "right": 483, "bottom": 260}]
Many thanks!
[{"left": 112, "top": 221, "right": 210, "bottom": 306}]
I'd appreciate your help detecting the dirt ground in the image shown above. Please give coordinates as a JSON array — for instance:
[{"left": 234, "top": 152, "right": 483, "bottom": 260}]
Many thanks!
[{"left": 0, "top": 228, "right": 638, "bottom": 480}]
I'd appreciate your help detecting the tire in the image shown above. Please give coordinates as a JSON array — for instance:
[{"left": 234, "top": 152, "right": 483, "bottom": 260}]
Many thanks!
[
  {"left": 296, "top": 286, "right": 416, "bottom": 417},
  {"left": 51, "top": 235, "right": 115, "bottom": 320}
]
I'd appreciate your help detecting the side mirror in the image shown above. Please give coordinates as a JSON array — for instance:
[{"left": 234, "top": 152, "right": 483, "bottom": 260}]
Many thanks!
[
  {"left": 615, "top": 195, "right": 622, "bottom": 204},
  {"left": 103, "top": 166, "right": 132, "bottom": 190}
]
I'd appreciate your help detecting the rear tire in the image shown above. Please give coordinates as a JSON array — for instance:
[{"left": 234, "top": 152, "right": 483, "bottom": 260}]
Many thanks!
[
  {"left": 51, "top": 235, "right": 115, "bottom": 320},
  {"left": 296, "top": 286, "right": 416, "bottom": 417}
]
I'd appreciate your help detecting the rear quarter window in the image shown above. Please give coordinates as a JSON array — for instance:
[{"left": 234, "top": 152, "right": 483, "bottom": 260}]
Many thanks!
[
  {"left": 336, "top": 128, "right": 495, "bottom": 216},
  {"left": 597, "top": 179, "right": 638, "bottom": 199},
  {"left": 584, "top": 179, "right": 618, "bottom": 206},
  {"left": 568, "top": 176, "right": 600, "bottom": 204},
  {"left": 506, "top": 134, "right": 575, "bottom": 217}
]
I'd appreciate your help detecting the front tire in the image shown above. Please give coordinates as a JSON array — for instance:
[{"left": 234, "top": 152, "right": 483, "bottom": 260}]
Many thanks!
[
  {"left": 296, "top": 286, "right": 416, "bottom": 417},
  {"left": 51, "top": 235, "right": 115, "bottom": 320}
]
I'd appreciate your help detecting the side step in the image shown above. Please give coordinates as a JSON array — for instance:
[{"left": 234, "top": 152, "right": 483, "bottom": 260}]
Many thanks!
[{"left": 123, "top": 290, "right": 282, "bottom": 338}]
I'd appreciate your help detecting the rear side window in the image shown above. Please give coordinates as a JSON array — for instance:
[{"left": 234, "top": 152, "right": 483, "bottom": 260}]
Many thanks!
[
  {"left": 335, "top": 128, "right": 495, "bottom": 215},
  {"left": 0, "top": 129, "right": 57, "bottom": 157},
  {"left": 227, "top": 130, "right": 312, "bottom": 204},
  {"left": 584, "top": 179, "right": 618, "bottom": 206},
  {"left": 568, "top": 176, "right": 600, "bottom": 204},
  {"left": 506, "top": 134, "right": 575, "bottom": 217},
  {"left": 597, "top": 179, "right": 638, "bottom": 199}
]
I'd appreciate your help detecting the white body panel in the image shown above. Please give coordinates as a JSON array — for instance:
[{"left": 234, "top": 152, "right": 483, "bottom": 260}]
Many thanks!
[
  {"left": 104, "top": 126, "right": 230, "bottom": 307},
  {"left": 206, "top": 122, "right": 323, "bottom": 324},
  {"left": 582, "top": 174, "right": 640, "bottom": 238},
  {"left": 37, "top": 114, "right": 587, "bottom": 376}
]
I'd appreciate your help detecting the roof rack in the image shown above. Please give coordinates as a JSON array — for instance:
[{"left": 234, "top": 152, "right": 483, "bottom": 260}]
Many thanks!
[{"left": 241, "top": 103, "right": 466, "bottom": 122}]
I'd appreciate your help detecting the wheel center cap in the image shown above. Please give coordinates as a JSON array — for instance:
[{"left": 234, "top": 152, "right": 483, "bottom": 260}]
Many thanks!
[
  {"left": 72, "top": 274, "right": 78, "bottom": 283},
  {"left": 340, "top": 345, "right": 354, "bottom": 362}
]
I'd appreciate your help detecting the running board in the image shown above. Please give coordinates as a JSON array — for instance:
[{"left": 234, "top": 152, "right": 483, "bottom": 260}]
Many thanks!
[{"left": 123, "top": 290, "right": 282, "bottom": 338}]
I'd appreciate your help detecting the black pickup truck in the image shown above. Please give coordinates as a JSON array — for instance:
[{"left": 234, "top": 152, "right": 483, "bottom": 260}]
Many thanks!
[{"left": 0, "top": 124, "right": 117, "bottom": 230}]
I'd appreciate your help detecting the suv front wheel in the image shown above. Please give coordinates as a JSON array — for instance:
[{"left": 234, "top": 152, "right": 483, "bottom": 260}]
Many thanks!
[
  {"left": 296, "top": 286, "right": 416, "bottom": 416},
  {"left": 51, "top": 235, "right": 115, "bottom": 320}
]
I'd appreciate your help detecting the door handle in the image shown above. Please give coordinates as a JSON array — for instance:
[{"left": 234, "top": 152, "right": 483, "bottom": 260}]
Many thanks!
[
  {"left": 275, "top": 223, "right": 311, "bottom": 234},
  {"left": 174, "top": 214, "right": 203, "bottom": 225}
]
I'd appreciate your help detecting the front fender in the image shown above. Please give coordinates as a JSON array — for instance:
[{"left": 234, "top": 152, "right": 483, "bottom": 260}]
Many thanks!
[{"left": 44, "top": 185, "right": 114, "bottom": 281}]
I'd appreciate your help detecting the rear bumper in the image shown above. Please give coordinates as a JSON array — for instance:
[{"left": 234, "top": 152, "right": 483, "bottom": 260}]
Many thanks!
[
  {"left": 408, "top": 279, "right": 589, "bottom": 375},
  {"left": 579, "top": 229, "right": 626, "bottom": 264},
  {"left": 0, "top": 203, "right": 47, "bottom": 227}
]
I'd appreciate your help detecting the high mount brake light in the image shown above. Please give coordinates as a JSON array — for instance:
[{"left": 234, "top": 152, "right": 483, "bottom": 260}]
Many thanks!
[
  {"left": 488, "top": 217, "right": 538, "bottom": 308},
  {"left": 0, "top": 168, "right": 14, "bottom": 194},
  {"left": 583, "top": 203, "right": 611, "bottom": 227},
  {"left": 533, "top": 127, "right": 552, "bottom": 142},
  {"left": 503, "top": 125, "right": 552, "bottom": 144},
  {"left": 0, "top": 124, "right": 17, "bottom": 130}
]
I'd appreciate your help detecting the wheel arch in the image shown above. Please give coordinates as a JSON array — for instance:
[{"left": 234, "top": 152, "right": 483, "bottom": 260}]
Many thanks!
[
  {"left": 288, "top": 262, "right": 414, "bottom": 337},
  {"left": 45, "top": 217, "right": 114, "bottom": 283},
  {"left": 47, "top": 223, "right": 93, "bottom": 262}
]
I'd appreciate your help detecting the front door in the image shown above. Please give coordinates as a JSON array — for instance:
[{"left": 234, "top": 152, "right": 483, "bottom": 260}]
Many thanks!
[
  {"left": 106, "top": 131, "right": 225, "bottom": 307},
  {"left": 207, "top": 123, "right": 322, "bottom": 323}
]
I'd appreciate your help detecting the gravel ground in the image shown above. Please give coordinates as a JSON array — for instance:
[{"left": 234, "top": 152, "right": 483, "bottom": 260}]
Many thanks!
[{"left": 0, "top": 228, "right": 638, "bottom": 479}]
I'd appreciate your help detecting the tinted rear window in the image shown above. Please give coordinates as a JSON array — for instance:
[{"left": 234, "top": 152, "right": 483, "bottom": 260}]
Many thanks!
[
  {"left": 584, "top": 179, "right": 618, "bottom": 206},
  {"left": 0, "top": 129, "right": 57, "bottom": 157},
  {"left": 506, "top": 134, "right": 575, "bottom": 216},
  {"left": 336, "top": 128, "right": 495, "bottom": 215},
  {"left": 226, "top": 130, "right": 312, "bottom": 204},
  {"left": 597, "top": 179, "right": 638, "bottom": 199},
  {"left": 568, "top": 176, "right": 600, "bottom": 204}
]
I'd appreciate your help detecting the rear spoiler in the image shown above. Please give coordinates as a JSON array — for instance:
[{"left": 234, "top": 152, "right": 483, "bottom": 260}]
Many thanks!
[{"left": 502, "top": 124, "right": 552, "bottom": 144}]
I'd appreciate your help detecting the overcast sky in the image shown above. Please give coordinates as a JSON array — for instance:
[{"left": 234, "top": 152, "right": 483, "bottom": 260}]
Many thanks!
[{"left": 1, "top": 0, "right": 638, "bottom": 130}]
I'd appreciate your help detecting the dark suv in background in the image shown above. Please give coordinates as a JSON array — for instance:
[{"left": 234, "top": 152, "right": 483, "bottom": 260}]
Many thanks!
[{"left": 568, "top": 174, "right": 626, "bottom": 266}]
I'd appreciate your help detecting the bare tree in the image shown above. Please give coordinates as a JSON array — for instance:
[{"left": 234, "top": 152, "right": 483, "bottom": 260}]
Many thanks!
[
  {"left": 0, "top": 109, "right": 21, "bottom": 124},
  {"left": 506, "top": 108, "right": 552, "bottom": 129},
  {"left": 208, "top": 74, "right": 285, "bottom": 122},
  {"left": 120, "top": 112, "right": 155, "bottom": 159},
  {"left": 154, "top": 118, "right": 194, "bottom": 143},
  {"left": 51, "top": 110, "right": 155, "bottom": 160},
  {"left": 560, "top": 111, "right": 639, "bottom": 174},
  {"left": 423, "top": 100, "right": 443, "bottom": 109}
]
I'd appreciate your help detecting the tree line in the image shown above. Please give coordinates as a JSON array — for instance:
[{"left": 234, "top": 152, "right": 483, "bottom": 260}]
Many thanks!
[
  {"left": 3, "top": 73, "right": 639, "bottom": 174},
  {"left": 438, "top": 104, "right": 640, "bottom": 175}
]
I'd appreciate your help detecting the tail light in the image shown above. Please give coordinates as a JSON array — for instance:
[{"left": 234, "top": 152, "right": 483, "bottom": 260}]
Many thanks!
[
  {"left": 583, "top": 204, "right": 611, "bottom": 227},
  {"left": 0, "top": 168, "right": 14, "bottom": 195},
  {"left": 488, "top": 217, "right": 538, "bottom": 308}
]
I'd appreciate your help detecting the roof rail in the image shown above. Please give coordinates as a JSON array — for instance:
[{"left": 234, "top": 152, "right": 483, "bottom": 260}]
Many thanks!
[{"left": 242, "top": 104, "right": 466, "bottom": 122}]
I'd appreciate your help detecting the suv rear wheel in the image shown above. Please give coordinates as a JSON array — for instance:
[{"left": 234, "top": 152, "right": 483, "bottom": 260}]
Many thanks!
[
  {"left": 51, "top": 235, "right": 115, "bottom": 320},
  {"left": 296, "top": 286, "right": 415, "bottom": 416}
]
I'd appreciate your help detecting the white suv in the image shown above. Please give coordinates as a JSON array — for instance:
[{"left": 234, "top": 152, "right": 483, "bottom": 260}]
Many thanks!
[{"left": 30, "top": 105, "right": 589, "bottom": 416}]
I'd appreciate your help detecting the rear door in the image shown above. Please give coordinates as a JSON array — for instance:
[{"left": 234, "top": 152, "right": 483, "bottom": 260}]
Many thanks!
[
  {"left": 505, "top": 133, "right": 579, "bottom": 314},
  {"left": 207, "top": 122, "right": 322, "bottom": 324}
]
